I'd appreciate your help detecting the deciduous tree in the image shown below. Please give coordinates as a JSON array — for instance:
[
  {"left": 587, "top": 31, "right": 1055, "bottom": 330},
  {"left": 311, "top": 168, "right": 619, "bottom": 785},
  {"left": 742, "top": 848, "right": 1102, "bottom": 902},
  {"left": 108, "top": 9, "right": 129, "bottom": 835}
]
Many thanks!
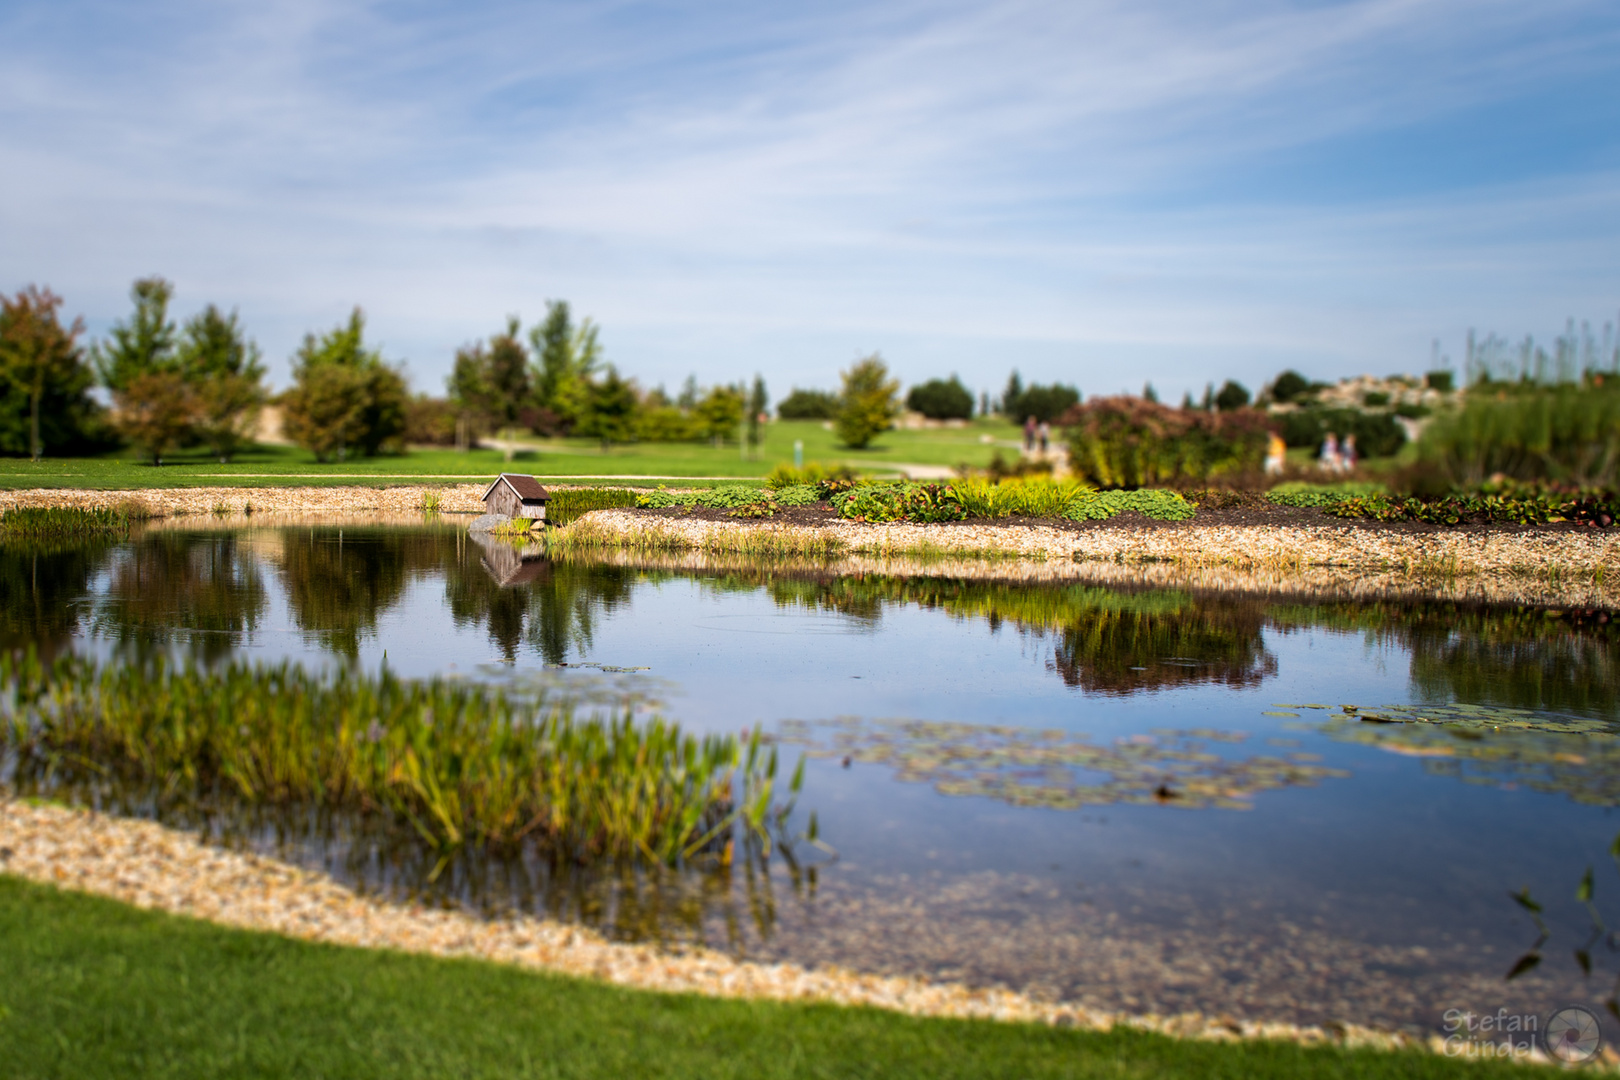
[
  {"left": 836, "top": 354, "right": 900, "bottom": 449},
  {"left": 281, "top": 309, "right": 406, "bottom": 461},
  {"left": 176, "top": 305, "right": 266, "bottom": 462},
  {"left": 0, "top": 286, "right": 95, "bottom": 460}
]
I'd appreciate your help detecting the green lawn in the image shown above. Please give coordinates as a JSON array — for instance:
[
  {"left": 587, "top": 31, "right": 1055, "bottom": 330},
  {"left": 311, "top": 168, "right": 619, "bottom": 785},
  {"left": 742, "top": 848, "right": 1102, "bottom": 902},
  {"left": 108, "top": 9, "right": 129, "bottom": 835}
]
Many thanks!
[
  {"left": 0, "top": 421, "right": 1021, "bottom": 490},
  {"left": 0, "top": 875, "right": 1506, "bottom": 1079}
]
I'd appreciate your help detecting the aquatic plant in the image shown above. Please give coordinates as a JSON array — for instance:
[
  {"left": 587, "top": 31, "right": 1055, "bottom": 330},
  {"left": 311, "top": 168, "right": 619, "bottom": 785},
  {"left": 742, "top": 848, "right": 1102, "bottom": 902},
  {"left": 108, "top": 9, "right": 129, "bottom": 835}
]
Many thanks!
[
  {"left": 1301, "top": 701, "right": 1620, "bottom": 807},
  {"left": 0, "top": 651, "right": 799, "bottom": 874},
  {"left": 0, "top": 504, "right": 143, "bottom": 537},
  {"left": 779, "top": 717, "right": 1344, "bottom": 811},
  {"left": 418, "top": 490, "right": 443, "bottom": 514}
]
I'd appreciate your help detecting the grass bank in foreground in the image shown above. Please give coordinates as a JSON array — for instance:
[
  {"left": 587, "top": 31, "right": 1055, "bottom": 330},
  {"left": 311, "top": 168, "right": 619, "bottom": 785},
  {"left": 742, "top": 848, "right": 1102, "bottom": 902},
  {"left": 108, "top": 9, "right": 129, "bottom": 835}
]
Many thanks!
[{"left": 0, "top": 876, "right": 1511, "bottom": 1079}]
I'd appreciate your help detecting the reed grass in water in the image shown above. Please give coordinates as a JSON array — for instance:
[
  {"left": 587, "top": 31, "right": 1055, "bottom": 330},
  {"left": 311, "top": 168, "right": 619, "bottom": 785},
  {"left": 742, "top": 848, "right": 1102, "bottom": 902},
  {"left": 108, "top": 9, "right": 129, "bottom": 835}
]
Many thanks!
[
  {"left": 0, "top": 504, "right": 145, "bottom": 537},
  {"left": 0, "top": 652, "right": 798, "bottom": 872}
]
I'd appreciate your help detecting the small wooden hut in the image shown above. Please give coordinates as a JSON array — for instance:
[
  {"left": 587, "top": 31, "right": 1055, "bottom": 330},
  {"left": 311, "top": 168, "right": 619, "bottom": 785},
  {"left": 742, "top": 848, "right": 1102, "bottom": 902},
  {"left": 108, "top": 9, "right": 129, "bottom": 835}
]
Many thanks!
[{"left": 481, "top": 473, "right": 550, "bottom": 521}]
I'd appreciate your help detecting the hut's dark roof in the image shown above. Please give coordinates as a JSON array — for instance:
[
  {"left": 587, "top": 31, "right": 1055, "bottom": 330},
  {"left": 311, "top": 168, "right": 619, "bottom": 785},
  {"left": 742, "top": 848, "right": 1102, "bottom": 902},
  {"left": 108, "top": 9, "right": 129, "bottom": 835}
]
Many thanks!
[{"left": 481, "top": 473, "right": 550, "bottom": 503}]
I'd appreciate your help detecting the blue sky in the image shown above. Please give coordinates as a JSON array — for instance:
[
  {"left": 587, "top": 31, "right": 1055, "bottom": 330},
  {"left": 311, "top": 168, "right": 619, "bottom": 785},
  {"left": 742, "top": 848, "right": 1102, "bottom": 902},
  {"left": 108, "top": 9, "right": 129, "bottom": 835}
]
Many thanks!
[{"left": 2, "top": 0, "right": 1617, "bottom": 401}]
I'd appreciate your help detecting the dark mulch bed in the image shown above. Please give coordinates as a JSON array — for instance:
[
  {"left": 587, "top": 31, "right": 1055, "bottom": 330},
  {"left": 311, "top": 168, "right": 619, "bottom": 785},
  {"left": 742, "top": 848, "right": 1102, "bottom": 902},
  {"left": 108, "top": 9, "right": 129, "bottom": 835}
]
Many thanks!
[{"left": 630, "top": 497, "right": 1602, "bottom": 536}]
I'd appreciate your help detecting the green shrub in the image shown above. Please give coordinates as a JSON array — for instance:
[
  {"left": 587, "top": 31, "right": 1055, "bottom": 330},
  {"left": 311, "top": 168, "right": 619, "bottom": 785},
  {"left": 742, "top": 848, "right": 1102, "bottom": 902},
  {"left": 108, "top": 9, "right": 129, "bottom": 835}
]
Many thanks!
[
  {"left": 1005, "top": 382, "right": 1080, "bottom": 424},
  {"left": 772, "top": 484, "right": 820, "bottom": 507},
  {"left": 1063, "top": 397, "right": 1271, "bottom": 488},
  {"left": 1065, "top": 489, "right": 1195, "bottom": 522},
  {"left": 905, "top": 376, "right": 974, "bottom": 420},
  {"left": 775, "top": 388, "right": 838, "bottom": 419},
  {"left": 634, "top": 486, "right": 774, "bottom": 511},
  {"left": 1323, "top": 491, "right": 1620, "bottom": 527},
  {"left": 633, "top": 405, "right": 703, "bottom": 442},
  {"left": 1266, "top": 482, "right": 1385, "bottom": 509},
  {"left": 831, "top": 483, "right": 965, "bottom": 523},
  {"left": 947, "top": 477, "right": 1094, "bottom": 519}
]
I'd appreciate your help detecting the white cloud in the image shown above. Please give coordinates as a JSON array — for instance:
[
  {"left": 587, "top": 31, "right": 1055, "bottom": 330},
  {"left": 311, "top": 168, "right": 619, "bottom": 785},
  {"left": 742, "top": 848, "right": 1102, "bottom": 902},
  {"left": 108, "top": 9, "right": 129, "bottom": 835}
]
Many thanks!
[{"left": 0, "top": 0, "right": 1616, "bottom": 397}]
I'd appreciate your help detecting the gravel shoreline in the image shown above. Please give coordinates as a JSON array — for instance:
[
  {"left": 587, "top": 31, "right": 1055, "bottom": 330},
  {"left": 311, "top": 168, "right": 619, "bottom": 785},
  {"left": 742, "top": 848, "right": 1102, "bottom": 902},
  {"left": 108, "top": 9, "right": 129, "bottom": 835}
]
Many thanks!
[
  {"left": 3, "top": 484, "right": 1613, "bottom": 607},
  {"left": 0, "top": 797, "right": 1482, "bottom": 1058}
]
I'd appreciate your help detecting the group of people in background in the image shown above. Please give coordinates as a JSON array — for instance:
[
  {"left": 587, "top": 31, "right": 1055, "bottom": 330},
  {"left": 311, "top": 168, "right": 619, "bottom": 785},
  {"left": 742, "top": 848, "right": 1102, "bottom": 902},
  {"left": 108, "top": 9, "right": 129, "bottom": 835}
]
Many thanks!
[
  {"left": 1319, "top": 432, "right": 1358, "bottom": 473},
  {"left": 1023, "top": 416, "right": 1052, "bottom": 455}
]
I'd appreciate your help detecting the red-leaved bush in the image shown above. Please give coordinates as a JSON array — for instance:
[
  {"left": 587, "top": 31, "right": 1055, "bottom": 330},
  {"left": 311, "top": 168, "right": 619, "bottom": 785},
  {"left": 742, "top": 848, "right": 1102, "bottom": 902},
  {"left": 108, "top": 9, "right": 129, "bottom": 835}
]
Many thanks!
[{"left": 1061, "top": 397, "right": 1272, "bottom": 488}]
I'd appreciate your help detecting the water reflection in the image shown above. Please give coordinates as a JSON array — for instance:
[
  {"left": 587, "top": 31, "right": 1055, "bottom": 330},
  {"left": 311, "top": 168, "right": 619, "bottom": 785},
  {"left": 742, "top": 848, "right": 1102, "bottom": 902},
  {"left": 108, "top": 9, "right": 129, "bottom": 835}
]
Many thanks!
[
  {"left": 448, "top": 535, "right": 634, "bottom": 663},
  {"left": 90, "top": 532, "right": 268, "bottom": 664},
  {"left": 2, "top": 526, "right": 1619, "bottom": 712},
  {"left": 0, "top": 537, "right": 109, "bottom": 660}
]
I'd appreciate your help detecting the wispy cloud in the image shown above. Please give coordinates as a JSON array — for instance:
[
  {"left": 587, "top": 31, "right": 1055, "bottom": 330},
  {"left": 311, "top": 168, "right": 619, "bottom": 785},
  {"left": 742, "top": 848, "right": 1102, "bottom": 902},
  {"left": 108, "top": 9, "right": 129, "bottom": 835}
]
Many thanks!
[{"left": 1, "top": 0, "right": 1617, "bottom": 396}]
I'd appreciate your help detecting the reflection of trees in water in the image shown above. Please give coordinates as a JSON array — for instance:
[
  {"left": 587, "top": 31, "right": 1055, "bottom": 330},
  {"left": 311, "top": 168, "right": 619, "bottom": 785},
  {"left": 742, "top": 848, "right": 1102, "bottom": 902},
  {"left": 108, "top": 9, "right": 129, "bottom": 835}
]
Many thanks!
[
  {"left": 277, "top": 528, "right": 450, "bottom": 660},
  {"left": 736, "top": 572, "right": 1278, "bottom": 693},
  {"left": 445, "top": 543, "right": 635, "bottom": 664},
  {"left": 1046, "top": 593, "right": 1275, "bottom": 694},
  {"left": 91, "top": 532, "right": 268, "bottom": 664},
  {"left": 1272, "top": 603, "right": 1620, "bottom": 717},
  {"left": 0, "top": 537, "right": 110, "bottom": 660}
]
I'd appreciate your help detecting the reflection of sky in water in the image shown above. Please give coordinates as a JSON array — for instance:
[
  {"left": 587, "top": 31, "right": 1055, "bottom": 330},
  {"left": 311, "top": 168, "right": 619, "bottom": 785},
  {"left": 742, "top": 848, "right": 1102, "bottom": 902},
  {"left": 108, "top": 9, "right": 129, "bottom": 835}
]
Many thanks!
[{"left": 13, "top": 526, "right": 1620, "bottom": 1028}]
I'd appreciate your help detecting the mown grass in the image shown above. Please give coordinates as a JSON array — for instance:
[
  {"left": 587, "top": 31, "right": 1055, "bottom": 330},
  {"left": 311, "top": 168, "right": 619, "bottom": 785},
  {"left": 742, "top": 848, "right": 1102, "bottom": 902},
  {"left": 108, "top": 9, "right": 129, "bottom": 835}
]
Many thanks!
[
  {"left": 1, "top": 651, "right": 790, "bottom": 869},
  {"left": 0, "top": 420, "right": 1015, "bottom": 490},
  {"left": 0, "top": 876, "right": 1512, "bottom": 1080}
]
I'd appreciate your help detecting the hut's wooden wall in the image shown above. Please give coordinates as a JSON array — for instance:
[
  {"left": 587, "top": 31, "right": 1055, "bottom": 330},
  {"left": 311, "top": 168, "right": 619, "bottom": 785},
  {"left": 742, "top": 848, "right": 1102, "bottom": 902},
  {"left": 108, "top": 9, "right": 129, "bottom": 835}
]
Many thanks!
[{"left": 485, "top": 486, "right": 521, "bottom": 517}]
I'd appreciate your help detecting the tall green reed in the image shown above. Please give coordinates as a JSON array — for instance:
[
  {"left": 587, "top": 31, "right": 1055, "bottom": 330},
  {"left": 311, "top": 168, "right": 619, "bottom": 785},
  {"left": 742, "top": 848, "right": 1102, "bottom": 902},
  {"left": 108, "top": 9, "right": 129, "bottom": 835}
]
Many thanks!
[
  {"left": 547, "top": 487, "right": 641, "bottom": 526},
  {"left": 0, "top": 504, "right": 144, "bottom": 537},
  {"left": 0, "top": 651, "right": 798, "bottom": 873}
]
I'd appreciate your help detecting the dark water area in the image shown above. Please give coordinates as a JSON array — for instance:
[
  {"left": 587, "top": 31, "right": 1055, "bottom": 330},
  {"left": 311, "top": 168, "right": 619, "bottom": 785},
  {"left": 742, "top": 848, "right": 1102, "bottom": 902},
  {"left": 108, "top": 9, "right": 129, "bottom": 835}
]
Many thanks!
[{"left": 6, "top": 522, "right": 1620, "bottom": 1031}]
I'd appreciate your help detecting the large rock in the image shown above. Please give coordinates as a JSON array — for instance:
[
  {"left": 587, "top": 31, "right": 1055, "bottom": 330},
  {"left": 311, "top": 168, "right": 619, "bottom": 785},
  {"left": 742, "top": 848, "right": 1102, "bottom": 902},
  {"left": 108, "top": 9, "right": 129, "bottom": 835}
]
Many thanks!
[{"left": 468, "top": 513, "right": 511, "bottom": 533}]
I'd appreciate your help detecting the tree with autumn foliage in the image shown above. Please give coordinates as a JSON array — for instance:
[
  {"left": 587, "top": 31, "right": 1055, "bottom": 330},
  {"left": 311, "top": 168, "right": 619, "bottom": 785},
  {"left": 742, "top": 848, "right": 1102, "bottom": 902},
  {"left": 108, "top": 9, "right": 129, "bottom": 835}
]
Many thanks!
[{"left": 0, "top": 286, "right": 100, "bottom": 459}]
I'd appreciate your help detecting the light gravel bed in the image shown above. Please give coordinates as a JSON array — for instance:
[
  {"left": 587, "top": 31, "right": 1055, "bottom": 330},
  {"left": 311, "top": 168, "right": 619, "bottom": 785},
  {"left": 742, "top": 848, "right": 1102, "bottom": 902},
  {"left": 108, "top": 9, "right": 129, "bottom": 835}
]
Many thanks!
[
  {"left": 573, "top": 509, "right": 1617, "bottom": 583},
  {"left": 0, "top": 797, "right": 1447, "bottom": 1056}
]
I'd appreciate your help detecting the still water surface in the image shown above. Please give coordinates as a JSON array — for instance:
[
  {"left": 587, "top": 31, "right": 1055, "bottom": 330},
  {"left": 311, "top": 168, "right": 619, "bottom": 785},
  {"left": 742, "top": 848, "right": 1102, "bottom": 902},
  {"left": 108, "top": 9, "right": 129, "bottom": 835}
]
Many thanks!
[{"left": 5, "top": 522, "right": 1620, "bottom": 1030}]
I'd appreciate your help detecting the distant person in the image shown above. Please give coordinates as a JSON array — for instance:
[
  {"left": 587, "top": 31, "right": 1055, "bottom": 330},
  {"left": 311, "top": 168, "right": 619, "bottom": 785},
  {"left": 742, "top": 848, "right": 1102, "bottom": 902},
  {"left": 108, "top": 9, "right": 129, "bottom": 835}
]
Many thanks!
[
  {"left": 1320, "top": 433, "right": 1341, "bottom": 473},
  {"left": 1342, "top": 433, "right": 1358, "bottom": 471},
  {"left": 1264, "top": 431, "right": 1287, "bottom": 476},
  {"left": 1023, "top": 416, "right": 1037, "bottom": 453},
  {"left": 1037, "top": 420, "right": 1051, "bottom": 455}
]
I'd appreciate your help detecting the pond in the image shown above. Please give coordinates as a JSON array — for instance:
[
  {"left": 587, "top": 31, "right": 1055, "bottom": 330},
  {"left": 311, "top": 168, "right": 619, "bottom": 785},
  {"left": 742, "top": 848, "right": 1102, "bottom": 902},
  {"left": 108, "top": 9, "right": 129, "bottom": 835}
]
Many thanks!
[{"left": 5, "top": 521, "right": 1620, "bottom": 1032}]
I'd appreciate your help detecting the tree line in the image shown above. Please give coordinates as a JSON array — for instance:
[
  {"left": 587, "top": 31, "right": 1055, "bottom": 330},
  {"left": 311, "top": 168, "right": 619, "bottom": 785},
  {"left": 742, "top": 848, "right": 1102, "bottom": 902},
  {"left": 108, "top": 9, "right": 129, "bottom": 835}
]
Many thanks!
[{"left": 2, "top": 276, "right": 1086, "bottom": 462}]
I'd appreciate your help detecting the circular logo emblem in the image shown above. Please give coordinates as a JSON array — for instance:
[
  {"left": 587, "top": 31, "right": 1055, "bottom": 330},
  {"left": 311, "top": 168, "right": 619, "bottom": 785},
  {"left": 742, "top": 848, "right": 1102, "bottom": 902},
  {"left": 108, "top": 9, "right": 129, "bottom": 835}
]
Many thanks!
[{"left": 1546, "top": 1006, "right": 1603, "bottom": 1063}]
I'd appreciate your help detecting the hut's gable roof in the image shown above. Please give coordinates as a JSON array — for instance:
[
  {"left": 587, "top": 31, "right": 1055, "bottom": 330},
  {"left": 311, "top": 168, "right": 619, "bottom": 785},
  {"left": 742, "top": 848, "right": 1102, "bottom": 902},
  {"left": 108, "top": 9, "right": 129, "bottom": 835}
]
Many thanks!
[{"left": 481, "top": 473, "right": 550, "bottom": 503}]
